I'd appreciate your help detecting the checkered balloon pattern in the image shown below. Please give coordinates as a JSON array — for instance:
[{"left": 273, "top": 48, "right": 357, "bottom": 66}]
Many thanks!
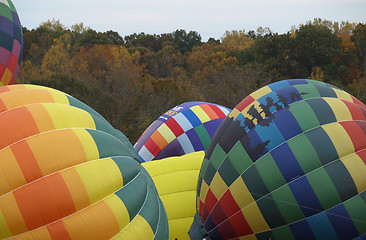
[
  {"left": 192, "top": 79, "right": 366, "bottom": 240},
  {"left": 134, "top": 101, "right": 231, "bottom": 162},
  {"left": 0, "top": 0, "right": 22, "bottom": 86}
]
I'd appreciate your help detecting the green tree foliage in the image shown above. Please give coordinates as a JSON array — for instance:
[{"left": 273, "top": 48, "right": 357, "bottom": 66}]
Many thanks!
[
  {"left": 124, "top": 32, "right": 172, "bottom": 52},
  {"left": 172, "top": 29, "right": 202, "bottom": 54},
  {"left": 292, "top": 22, "right": 344, "bottom": 82},
  {"left": 250, "top": 32, "right": 294, "bottom": 81},
  {"left": 352, "top": 23, "right": 366, "bottom": 78},
  {"left": 17, "top": 19, "right": 366, "bottom": 142},
  {"left": 105, "top": 30, "right": 124, "bottom": 45},
  {"left": 30, "top": 74, "right": 88, "bottom": 100}
]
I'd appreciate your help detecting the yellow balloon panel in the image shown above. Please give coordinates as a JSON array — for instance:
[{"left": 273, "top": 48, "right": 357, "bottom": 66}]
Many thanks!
[{"left": 143, "top": 151, "right": 204, "bottom": 240}]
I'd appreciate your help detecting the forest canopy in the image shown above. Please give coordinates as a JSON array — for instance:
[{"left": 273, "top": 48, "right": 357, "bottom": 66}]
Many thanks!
[{"left": 17, "top": 18, "right": 366, "bottom": 142}]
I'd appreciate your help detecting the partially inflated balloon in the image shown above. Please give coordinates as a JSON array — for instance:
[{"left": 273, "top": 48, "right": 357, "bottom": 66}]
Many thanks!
[
  {"left": 135, "top": 102, "right": 230, "bottom": 162},
  {"left": 190, "top": 79, "right": 366, "bottom": 240},
  {"left": 0, "top": 85, "right": 168, "bottom": 240},
  {"left": 0, "top": 0, "right": 22, "bottom": 85},
  {"left": 143, "top": 151, "right": 205, "bottom": 240}
]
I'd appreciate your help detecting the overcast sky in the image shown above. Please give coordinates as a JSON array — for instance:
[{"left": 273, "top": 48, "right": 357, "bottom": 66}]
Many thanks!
[{"left": 14, "top": 0, "right": 366, "bottom": 41}]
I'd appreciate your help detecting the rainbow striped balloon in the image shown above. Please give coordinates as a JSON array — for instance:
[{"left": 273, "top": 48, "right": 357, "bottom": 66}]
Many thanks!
[
  {"left": 191, "top": 79, "right": 366, "bottom": 240},
  {"left": 0, "top": 85, "right": 168, "bottom": 240},
  {"left": 135, "top": 101, "right": 231, "bottom": 162},
  {"left": 0, "top": 0, "right": 22, "bottom": 85}
]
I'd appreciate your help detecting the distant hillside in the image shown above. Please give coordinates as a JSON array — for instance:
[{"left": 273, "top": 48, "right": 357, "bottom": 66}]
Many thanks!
[{"left": 17, "top": 18, "right": 366, "bottom": 142}]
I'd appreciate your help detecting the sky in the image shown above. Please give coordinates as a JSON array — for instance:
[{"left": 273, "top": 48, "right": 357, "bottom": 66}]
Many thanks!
[{"left": 14, "top": 0, "right": 366, "bottom": 41}]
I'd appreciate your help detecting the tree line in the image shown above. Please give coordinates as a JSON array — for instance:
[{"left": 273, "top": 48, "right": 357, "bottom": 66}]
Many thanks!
[{"left": 17, "top": 19, "right": 366, "bottom": 143}]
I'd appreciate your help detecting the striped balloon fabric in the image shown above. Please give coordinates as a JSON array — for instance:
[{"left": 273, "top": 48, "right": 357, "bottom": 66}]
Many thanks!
[
  {"left": 134, "top": 101, "right": 231, "bottom": 162},
  {"left": 190, "top": 79, "right": 366, "bottom": 240},
  {"left": 0, "top": 85, "right": 169, "bottom": 240},
  {"left": 0, "top": 84, "right": 133, "bottom": 148},
  {"left": 0, "top": 0, "right": 22, "bottom": 85}
]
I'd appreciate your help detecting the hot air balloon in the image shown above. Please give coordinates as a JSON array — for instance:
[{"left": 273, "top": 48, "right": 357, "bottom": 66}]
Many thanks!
[
  {"left": 0, "top": 0, "right": 23, "bottom": 85},
  {"left": 134, "top": 102, "right": 231, "bottom": 162},
  {"left": 0, "top": 84, "right": 133, "bottom": 148},
  {"left": 190, "top": 79, "right": 366, "bottom": 240},
  {"left": 0, "top": 85, "right": 169, "bottom": 240},
  {"left": 143, "top": 151, "right": 205, "bottom": 240}
]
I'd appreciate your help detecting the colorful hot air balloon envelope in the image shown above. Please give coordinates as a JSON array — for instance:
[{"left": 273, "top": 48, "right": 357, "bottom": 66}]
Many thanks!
[
  {"left": 0, "top": 85, "right": 169, "bottom": 240},
  {"left": 143, "top": 151, "right": 205, "bottom": 240},
  {"left": 134, "top": 101, "right": 231, "bottom": 162},
  {"left": 0, "top": 0, "right": 23, "bottom": 85},
  {"left": 190, "top": 79, "right": 366, "bottom": 240},
  {"left": 0, "top": 84, "right": 133, "bottom": 148}
]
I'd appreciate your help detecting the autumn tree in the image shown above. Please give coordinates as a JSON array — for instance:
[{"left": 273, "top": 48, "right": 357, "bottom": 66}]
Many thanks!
[
  {"left": 132, "top": 75, "right": 190, "bottom": 142},
  {"left": 22, "top": 27, "right": 57, "bottom": 65},
  {"left": 18, "top": 30, "right": 73, "bottom": 83},
  {"left": 41, "top": 34, "right": 72, "bottom": 78},
  {"left": 39, "top": 19, "right": 67, "bottom": 35},
  {"left": 220, "top": 30, "right": 253, "bottom": 51},
  {"left": 17, "top": 60, "right": 42, "bottom": 82},
  {"left": 185, "top": 44, "right": 265, "bottom": 107},
  {"left": 140, "top": 44, "right": 182, "bottom": 79},
  {"left": 335, "top": 22, "right": 357, "bottom": 51},
  {"left": 70, "top": 44, "right": 143, "bottom": 134},
  {"left": 70, "top": 22, "right": 90, "bottom": 34},
  {"left": 18, "top": 19, "right": 366, "bottom": 141}
]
